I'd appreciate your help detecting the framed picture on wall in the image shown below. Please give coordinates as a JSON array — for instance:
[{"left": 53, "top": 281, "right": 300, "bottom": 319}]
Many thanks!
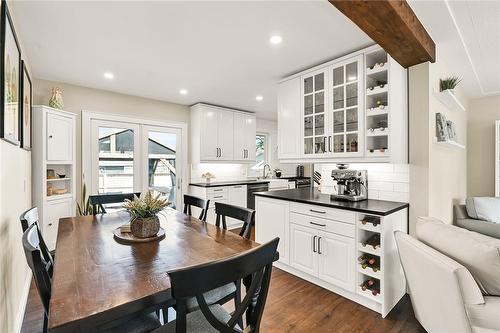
[
  {"left": 0, "top": 0, "right": 21, "bottom": 146},
  {"left": 20, "top": 60, "right": 32, "bottom": 150}
]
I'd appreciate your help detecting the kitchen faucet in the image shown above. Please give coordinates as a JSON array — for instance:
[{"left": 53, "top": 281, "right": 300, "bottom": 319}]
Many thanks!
[{"left": 263, "top": 164, "right": 271, "bottom": 179}]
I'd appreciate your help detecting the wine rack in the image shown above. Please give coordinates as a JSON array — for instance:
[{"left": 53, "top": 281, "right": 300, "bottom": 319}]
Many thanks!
[{"left": 357, "top": 213, "right": 383, "bottom": 302}]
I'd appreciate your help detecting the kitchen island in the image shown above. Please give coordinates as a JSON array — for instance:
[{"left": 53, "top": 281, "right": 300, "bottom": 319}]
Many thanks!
[{"left": 254, "top": 188, "right": 408, "bottom": 318}]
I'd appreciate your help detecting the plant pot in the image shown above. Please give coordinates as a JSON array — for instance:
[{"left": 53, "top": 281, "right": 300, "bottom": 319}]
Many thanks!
[{"left": 131, "top": 216, "right": 160, "bottom": 238}]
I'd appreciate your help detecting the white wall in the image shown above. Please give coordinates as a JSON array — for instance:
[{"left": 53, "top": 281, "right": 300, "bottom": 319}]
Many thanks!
[
  {"left": 0, "top": 3, "right": 33, "bottom": 333},
  {"left": 467, "top": 95, "right": 500, "bottom": 197}
]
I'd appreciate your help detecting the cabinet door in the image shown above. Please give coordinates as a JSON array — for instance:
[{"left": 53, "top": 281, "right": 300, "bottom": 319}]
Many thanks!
[
  {"left": 318, "top": 232, "right": 355, "bottom": 291},
  {"left": 255, "top": 198, "right": 289, "bottom": 264},
  {"left": 290, "top": 224, "right": 317, "bottom": 276},
  {"left": 244, "top": 115, "right": 256, "bottom": 161},
  {"left": 228, "top": 185, "right": 247, "bottom": 207},
  {"left": 329, "top": 55, "right": 363, "bottom": 157},
  {"left": 47, "top": 113, "right": 73, "bottom": 162},
  {"left": 200, "top": 107, "right": 219, "bottom": 160},
  {"left": 233, "top": 113, "right": 247, "bottom": 161},
  {"left": 45, "top": 198, "right": 73, "bottom": 250},
  {"left": 218, "top": 111, "right": 234, "bottom": 160},
  {"left": 302, "top": 69, "right": 328, "bottom": 156},
  {"left": 278, "top": 77, "right": 301, "bottom": 159}
]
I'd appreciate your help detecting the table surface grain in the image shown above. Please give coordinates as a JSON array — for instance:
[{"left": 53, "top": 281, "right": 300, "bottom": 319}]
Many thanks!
[{"left": 48, "top": 208, "right": 258, "bottom": 332}]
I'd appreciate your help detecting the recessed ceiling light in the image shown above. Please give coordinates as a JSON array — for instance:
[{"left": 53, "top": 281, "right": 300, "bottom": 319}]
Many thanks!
[
  {"left": 256, "top": 95, "right": 264, "bottom": 101},
  {"left": 103, "top": 72, "right": 114, "bottom": 80},
  {"left": 179, "top": 89, "right": 188, "bottom": 95},
  {"left": 269, "top": 35, "right": 283, "bottom": 45}
]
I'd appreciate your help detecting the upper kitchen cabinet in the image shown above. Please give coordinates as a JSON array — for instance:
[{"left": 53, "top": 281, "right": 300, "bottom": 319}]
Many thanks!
[
  {"left": 46, "top": 111, "right": 74, "bottom": 162},
  {"left": 234, "top": 112, "right": 256, "bottom": 161},
  {"left": 277, "top": 77, "right": 301, "bottom": 159},
  {"left": 277, "top": 45, "right": 407, "bottom": 164},
  {"left": 191, "top": 103, "right": 256, "bottom": 163}
]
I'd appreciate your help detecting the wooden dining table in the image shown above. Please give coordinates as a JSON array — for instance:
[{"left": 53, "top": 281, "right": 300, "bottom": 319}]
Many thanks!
[{"left": 48, "top": 208, "right": 260, "bottom": 332}]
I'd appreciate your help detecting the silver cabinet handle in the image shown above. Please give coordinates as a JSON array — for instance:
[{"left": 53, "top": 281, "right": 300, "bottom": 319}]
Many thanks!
[
  {"left": 219, "top": 148, "right": 222, "bottom": 157},
  {"left": 318, "top": 237, "right": 322, "bottom": 254},
  {"left": 213, "top": 189, "right": 224, "bottom": 192},
  {"left": 329, "top": 136, "right": 332, "bottom": 152},
  {"left": 310, "top": 221, "right": 326, "bottom": 227},
  {"left": 310, "top": 209, "right": 326, "bottom": 214},
  {"left": 214, "top": 196, "right": 224, "bottom": 199},
  {"left": 312, "top": 235, "right": 317, "bottom": 253},
  {"left": 233, "top": 186, "right": 242, "bottom": 188}
]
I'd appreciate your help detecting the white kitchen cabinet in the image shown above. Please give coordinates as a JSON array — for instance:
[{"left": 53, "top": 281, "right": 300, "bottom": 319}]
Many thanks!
[
  {"left": 317, "top": 231, "right": 355, "bottom": 291},
  {"left": 191, "top": 103, "right": 256, "bottom": 163},
  {"left": 32, "top": 106, "right": 76, "bottom": 252},
  {"left": 290, "top": 224, "right": 318, "bottom": 276},
  {"left": 277, "top": 44, "right": 407, "bottom": 163},
  {"left": 47, "top": 112, "right": 74, "bottom": 162},
  {"left": 278, "top": 77, "right": 301, "bottom": 159},
  {"left": 228, "top": 185, "right": 247, "bottom": 207},
  {"left": 255, "top": 197, "right": 289, "bottom": 264},
  {"left": 234, "top": 113, "right": 256, "bottom": 161}
]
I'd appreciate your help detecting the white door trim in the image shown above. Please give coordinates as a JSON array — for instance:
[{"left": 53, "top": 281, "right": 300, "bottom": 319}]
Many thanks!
[{"left": 82, "top": 111, "right": 189, "bottom": 203}]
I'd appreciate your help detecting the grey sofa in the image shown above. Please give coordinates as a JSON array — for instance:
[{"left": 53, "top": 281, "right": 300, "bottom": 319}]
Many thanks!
[{"left": 454, "top": 204, "right": 500, "bottom": 239}]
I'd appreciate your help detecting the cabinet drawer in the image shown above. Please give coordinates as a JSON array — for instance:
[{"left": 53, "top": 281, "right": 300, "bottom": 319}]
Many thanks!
[
  {"left": 290, "top": 212, "right": 355, "bottom": 238},
  {"left": 290, "top": 202, "right": 355, "bottom": 224},
  {"left": 207, "top": 187, "right": 228, "bottom": 198}
]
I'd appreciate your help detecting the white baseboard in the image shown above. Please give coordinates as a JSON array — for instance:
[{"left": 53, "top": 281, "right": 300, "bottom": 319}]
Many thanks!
[{"left": 15, "top": 270, "right": 32, "bottom": 333}]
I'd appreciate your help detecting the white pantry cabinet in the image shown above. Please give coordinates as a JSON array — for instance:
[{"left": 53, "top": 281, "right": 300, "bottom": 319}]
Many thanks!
[
  {"left": 277, "top": 77, "right": 301, "bottom": 159},
  {"left": 32, "top": 106, "right": 76, "bottom": 251},
  {"left": 191, "top": 103, "right": 256, "bottom": 163}
]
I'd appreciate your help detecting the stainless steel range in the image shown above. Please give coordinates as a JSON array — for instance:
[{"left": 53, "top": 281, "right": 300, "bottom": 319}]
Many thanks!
[{"left": 331, "top": 165, "right": 367, "bottom": 201}]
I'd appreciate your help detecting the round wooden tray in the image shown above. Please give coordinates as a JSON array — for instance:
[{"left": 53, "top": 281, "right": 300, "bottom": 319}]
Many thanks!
[{"left": 113, "top": 227, "right": 166, "bottom": 244}]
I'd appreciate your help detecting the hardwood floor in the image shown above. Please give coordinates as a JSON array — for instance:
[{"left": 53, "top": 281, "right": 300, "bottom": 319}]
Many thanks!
[{"left": 21, "top": 268, "right": 425, "bottom": 333}]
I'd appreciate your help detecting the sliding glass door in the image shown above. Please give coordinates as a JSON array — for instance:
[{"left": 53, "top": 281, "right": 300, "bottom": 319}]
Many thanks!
[{"left": 88, "top": 119, "right": 183, "bottom": 209}]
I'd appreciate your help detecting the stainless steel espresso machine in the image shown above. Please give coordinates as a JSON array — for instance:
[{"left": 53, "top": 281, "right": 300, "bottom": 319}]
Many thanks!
[{"left": 331, "top": 164, "right": 368, "bottom": 201}]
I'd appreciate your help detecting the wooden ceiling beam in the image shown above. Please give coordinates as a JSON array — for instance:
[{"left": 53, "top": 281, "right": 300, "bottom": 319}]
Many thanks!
[{"left": 329, "top": 0, "right": 435, "bottom": 68}]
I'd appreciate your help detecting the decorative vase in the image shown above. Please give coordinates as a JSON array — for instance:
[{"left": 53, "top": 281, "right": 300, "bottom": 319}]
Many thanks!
[
  {"left": 49, "top": 87, "right": 64, "bottom": 109},
  {"left": 130, "top": 216, "right": 160, "bottom": 238}
]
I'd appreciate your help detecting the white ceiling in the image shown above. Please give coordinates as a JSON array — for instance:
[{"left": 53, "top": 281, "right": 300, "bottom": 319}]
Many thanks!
[
  {"left": 409, "top": 0, "right": 500, "bottom": 98},
  {"left": 12, "top": 1, "right": 373, "bottom": 120}
]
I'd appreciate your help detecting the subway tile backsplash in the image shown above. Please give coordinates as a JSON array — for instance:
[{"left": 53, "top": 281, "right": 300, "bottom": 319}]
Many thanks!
[{"left": 317, "top": 163, "right": 409, "bottom": 203}]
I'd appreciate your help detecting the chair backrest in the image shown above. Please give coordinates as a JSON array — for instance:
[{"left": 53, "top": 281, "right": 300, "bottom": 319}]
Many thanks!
[
  {"left": 394, "top": 231, "right": 483, "bottom": 333},
  {"left": 89, "top": 192, "right": 141, "bottom": 214},
  {"left": 23, "top": 224, "right": 52, "bottom": 315},
  {"left": 183, "top": 194, "right": 210, "bottom": 221},
  {"left": 20, "top": 207, "right": 54, "bottom": 277},
  {"left": 215, "top": 202, "right": 255, "bottom": 239},
  {"left": 168, "top": 238, "right": 279, "bottom": 333}
]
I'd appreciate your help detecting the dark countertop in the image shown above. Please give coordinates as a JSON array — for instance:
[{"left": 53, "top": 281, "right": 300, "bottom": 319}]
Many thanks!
[
  {"left": 254, "top": 188, "right": 409, "bottom": 216},
  {"left": 189, "top": 179, "right": 270, "bottom": 188}
]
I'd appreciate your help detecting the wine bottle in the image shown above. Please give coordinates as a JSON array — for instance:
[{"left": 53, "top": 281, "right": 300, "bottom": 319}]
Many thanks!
[
  {"left": 362, "top": 234, "right": 381, "bottom": 249},
  {"left": 360, "top": 279, "right": 376, "bottom": 291},
  {"left": 371, "top": 288, "right": 380, "bottom": 296},
  {"left": 358, "top": 254, "right": 376, "bottom": 265}
]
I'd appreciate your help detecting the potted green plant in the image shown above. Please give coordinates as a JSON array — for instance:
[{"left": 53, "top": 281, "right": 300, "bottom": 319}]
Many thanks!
[
  {"left": 439, "top": 76, "right": 462, "bottom": 93},
  {"left": 123, "top": 191, "right": 170, "bottom": 238}
]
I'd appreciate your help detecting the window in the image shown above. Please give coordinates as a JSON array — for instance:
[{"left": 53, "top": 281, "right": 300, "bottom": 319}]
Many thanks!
[{"left": 253, "top": 133, "right": 268, "bottom": 169}]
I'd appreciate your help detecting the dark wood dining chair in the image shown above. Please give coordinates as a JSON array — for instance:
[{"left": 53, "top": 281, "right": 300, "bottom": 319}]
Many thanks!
[
  {"left": 89, "top": 192, "right": 141, "bottom": 215},
  {"left": 22, "top": 224, "right": 162, "bottom": 333},
  {"left": 183, "top": 194, "right": 210, "bottom": 221},
  {"left": 215, "top": 202, "right": 255, "bottom": 239},
  {"left": 152, "top": 238, "right": 279, "bottom": 333},
  {"left": 20, "top": 207, "right": 54, "bottom": 276}
]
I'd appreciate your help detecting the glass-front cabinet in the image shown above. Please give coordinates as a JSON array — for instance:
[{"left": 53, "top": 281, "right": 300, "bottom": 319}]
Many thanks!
[
  {"left": 302, "top": 69, "right": 327, "bottom": 155},
  {"left": 329, "top": 55, "right": 363, "bottom": 156},
  {"left": 301, "top": 56, "right": 363, "bottom": 157}
]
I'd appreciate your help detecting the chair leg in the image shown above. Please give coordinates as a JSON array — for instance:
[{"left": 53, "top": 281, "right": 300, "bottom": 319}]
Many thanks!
[
  {"left": 162, "top": 307, "right": 169, "bottom": 323},
  {"left": 234, "top": 281, "right": 243, "bottom": 329},
  {"left": 43, "top": 313, "right": 48, "bottom": 333}
]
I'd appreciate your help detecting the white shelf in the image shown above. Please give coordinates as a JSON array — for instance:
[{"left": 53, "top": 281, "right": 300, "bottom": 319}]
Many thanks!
[
  {"left": 358, "top": 242, "right": 381, "bottom": 256},
  {"left": 366, "top": 149, "right": 389, "bottom": 157},
  {"left": 434, "top": 137, "right": 465, "bottom": 149},
  {"left": 366, "top": 108, "right": 388, "bottom": 117},
  {"left": 367, "top": 85, "right": 388, "bottom": 96},
  {"left": 367, "top": 128, "right": 389, "bottom": 137},
  {"left": 366, "top": 64, "right": 387, "bottom": 76},
  {"left": 434, "top": 89, "right": 466, "bottom": 112},
  {"left": 358, "top": 220, "right": 381, "bottom": 232},
  {"left": 358, "top": 265, "right": 382, "bottom": 279},
  {"left": 46, "top": 193, "right": 73, "bottom": 201},
  {"left": 358, "top": 286, "right": 382, "bottom": 304},
  {"left": 47, "top": 178, "right": 71, "bottom": 182}
]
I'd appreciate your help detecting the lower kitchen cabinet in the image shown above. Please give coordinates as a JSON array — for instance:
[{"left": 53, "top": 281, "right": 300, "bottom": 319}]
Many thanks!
[
  {"left": 255, "top": 197, "right": 289, "bottom": 264},
  {"left": 290, "top": 224, "right": 317, "bottom": 275},
  {"left": 317, "top": 231, "right": 355, "bottom": 291},
  {"left": 44, "top": 197, "right": 73, "bottom": 250}
]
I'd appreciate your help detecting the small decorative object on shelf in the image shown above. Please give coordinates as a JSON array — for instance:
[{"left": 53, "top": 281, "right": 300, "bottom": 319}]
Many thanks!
[
  {"left": 57, "top": 173, "right": 66, "bottom": 178},
  {"left": 123, "top": 191, "right": 169, "bottom": 238},
  {"left": 439, "top": 76, "right": 461, "bottom": 93},
  {"left": 49, "top": 87, "right": 64, "bottom": 109},
  {"left": 201, "top": 172, "right": 216, "bottom": 184},
  {"left": 274, "top": 169, "right": 282, "bottom": 178},
  {"left": 47, "top": 169, "right": 55, "bottom": 179},
  {"left": 362, "top": 234, "right": 381, "bottom": 249},
  {"left": 436, "top": 113, "right": 449, "bottom": 141},
  {"left": 47, "top": 185, "right": 53, "bottom": 196}
]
